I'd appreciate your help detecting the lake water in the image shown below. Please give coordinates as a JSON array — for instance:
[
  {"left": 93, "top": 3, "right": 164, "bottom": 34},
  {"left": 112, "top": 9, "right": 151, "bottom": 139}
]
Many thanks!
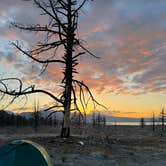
[{"left": 106, "top": 121, "right": 164, "bottom": 126}]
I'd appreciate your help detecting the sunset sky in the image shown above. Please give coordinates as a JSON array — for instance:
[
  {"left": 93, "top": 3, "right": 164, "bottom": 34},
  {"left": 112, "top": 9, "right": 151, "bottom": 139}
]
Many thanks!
[{"left": 0, "top": 0, "right": 166, "bottom": 117}]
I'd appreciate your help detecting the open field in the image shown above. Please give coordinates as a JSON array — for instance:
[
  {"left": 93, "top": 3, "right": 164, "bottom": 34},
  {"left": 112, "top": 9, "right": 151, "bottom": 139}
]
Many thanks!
[{"left": 0, "top": 125, "right": 166, "bottom": 166}]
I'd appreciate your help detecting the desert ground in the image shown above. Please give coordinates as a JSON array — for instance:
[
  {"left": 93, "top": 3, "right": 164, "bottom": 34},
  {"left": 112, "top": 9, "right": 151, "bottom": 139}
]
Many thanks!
[{"left": 0, "top": 125, "right": 166, "bottom": 166}]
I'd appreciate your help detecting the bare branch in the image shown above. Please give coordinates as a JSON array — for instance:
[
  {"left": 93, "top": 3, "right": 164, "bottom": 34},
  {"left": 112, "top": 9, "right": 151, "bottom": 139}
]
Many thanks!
[
  {"left": 71, "top": 85, "right": 84, "bottom": 120},
  {"left": 73, "top": 79, "right": 107, "bottom": 110},
  {"left": 34, "top": 0, "right": 67, "bottom": 32},
  {"left": 39, "top": 63, "right": 48, "bottom": 76},
  {"left": 74, "top": 39, "right": 99, "bottom": 58},
  {"left": 12, "top": 42, "right": 65, "bottom": 64},
  {"left": 72, "top": 52, "right": 85, "bottom": 59},
  {"left": 73, "top": 0, "right": 87, "bottom": 16},
  {"left": 11, "top": 23, "right": 66, "bottom": 36},
  {"left": 43, "top": 105, "right": 63, "bottom": 112},
  {"left": 0, "top": 78, "right": 63, "bottom": 104}
]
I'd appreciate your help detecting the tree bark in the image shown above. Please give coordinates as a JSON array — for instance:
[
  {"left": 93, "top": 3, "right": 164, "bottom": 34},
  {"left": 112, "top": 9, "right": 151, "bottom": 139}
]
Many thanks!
[{"left": 61, "top": 0, "right": 73, "bottom": 138}]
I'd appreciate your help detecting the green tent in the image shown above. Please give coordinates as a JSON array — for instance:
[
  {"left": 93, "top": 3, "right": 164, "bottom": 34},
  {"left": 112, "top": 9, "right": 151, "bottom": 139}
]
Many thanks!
[{"left": 0, "top": 140, "right": 53, "bottom": 166}]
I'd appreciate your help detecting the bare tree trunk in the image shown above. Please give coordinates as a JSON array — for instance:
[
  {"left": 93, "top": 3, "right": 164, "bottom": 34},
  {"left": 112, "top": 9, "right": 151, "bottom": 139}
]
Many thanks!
[
  {"left": 161, "top": 108, "right": 165, "bottom": 131},
  {"left": 152, "top": 113, "right": 155, "bottom": 132},
  {"left": 61, "top": 0, "right": 73, "bottom": 138},
  {"left": 61, "top": 83, "right": 72, "bottom": 137}
]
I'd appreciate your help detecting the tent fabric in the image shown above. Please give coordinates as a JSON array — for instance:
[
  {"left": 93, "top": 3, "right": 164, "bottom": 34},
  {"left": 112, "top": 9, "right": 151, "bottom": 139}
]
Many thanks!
[{"left": 0, "top": 140, "right": 53, "bottom": 166}]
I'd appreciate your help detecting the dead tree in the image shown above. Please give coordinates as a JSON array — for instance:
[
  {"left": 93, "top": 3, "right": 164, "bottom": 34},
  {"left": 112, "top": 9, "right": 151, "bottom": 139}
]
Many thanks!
[
  {"left": 33, "top": 100, "right": 40, "bottom": 131},
  {"left": 152, "top": 112, "right": 155, "bottom": 132},
  {"left": 92, "top": 112, "right": 96, "bottom": 127},
  {"left": 0, "top": 0, "right": 105, "bottom": 138},
  {"left": 140, "top": 117, "right": 145, "bottom": 128},
  {"left": 103, "top": 115, "right": 106, "bottom": 127},
  {"left": 161, "top": 107, "right": 165, "bottom": 131}
]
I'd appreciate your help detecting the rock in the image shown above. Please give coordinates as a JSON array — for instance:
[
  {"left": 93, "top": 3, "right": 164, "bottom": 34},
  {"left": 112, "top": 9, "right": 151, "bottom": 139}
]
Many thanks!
[{"left": 78, "top": 141, "right": 84, "bottom": 146}]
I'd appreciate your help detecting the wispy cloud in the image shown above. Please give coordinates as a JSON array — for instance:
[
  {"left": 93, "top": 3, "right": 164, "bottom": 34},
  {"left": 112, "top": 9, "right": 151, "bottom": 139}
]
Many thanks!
[{"left": 0, "top": 0, "right": 166, "bottom": 97}]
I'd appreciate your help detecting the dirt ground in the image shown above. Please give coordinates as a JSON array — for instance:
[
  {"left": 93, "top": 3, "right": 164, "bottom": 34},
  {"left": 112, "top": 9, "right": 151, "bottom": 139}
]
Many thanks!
[{"left": 0, "top": 125, "right": 166, "bottom": 166}]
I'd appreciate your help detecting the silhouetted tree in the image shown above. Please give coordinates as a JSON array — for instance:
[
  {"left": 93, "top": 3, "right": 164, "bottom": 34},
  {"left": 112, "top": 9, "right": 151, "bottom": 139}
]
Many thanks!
[
  {"left": 152, "top": 112, "right": 155, "bottom": 132},
  {"left": 0, "top": 0, "right": 105, "bottom": 138},
  {"left": 140, "top": 117, "right": 145, "bottom": 128},
  {"left": 32, "top": 100, "right": 41, "bottom": 131},
  {"left": 0, "top": 110, "right": 7, "bottom": 126},
  {"left": 97, "top": 113, "right": 101, "bottom": 127},
  {"left": 103, "top": 116, "right": 106, "bottom": 126},
  {"left": 83, "top": 111, "right": 87, "bottom": 126},
  {"left": 161, "top": 107, "right": 165, "bottom": 131},
  {"left": 91, "top": 112, "right": 106, "bottom": 127},
  {"left": 71, "top": 112, "right": 82, "bottom": 126},
  {"left": 92, "top": 112, "right": 96, "bottom": 127}
]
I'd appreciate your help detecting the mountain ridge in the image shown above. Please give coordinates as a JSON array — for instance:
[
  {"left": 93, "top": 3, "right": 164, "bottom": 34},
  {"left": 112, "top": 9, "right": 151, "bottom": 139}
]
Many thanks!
[{"left": 0, "top": 110, "right": 152, "bottom": 122}]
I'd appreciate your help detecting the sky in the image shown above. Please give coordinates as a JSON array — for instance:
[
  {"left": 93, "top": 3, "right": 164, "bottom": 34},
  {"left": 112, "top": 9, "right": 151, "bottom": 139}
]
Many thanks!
[{"left": 0, "top": 0, "right": 166, "bottom": 117}]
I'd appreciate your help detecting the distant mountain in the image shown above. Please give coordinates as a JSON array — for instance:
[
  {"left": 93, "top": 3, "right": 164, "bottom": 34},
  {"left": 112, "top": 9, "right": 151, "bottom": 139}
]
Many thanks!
[
  {"left": 0, "top": 110, "right": 14, "bottom": 115},
  {"left": 20, "top": 110, "right": 63, "bottom": 119},
  {"left": 86, "top": 114, "right": 152, "bottom": 122},
  {"left": 106, "top": 116, "right": 153, "bottom": 122},
  {"left": 0, "top": 110, "right": 13, "bottom": 116},
  {"left": 105, "top": 116, "right": 141, "bottom": 122},
  {"left": 0, "top": 109, "right": 152, "bottom": 122},
  {"left": 20, "top": 112, "right": 33, "bottom": 119}
]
